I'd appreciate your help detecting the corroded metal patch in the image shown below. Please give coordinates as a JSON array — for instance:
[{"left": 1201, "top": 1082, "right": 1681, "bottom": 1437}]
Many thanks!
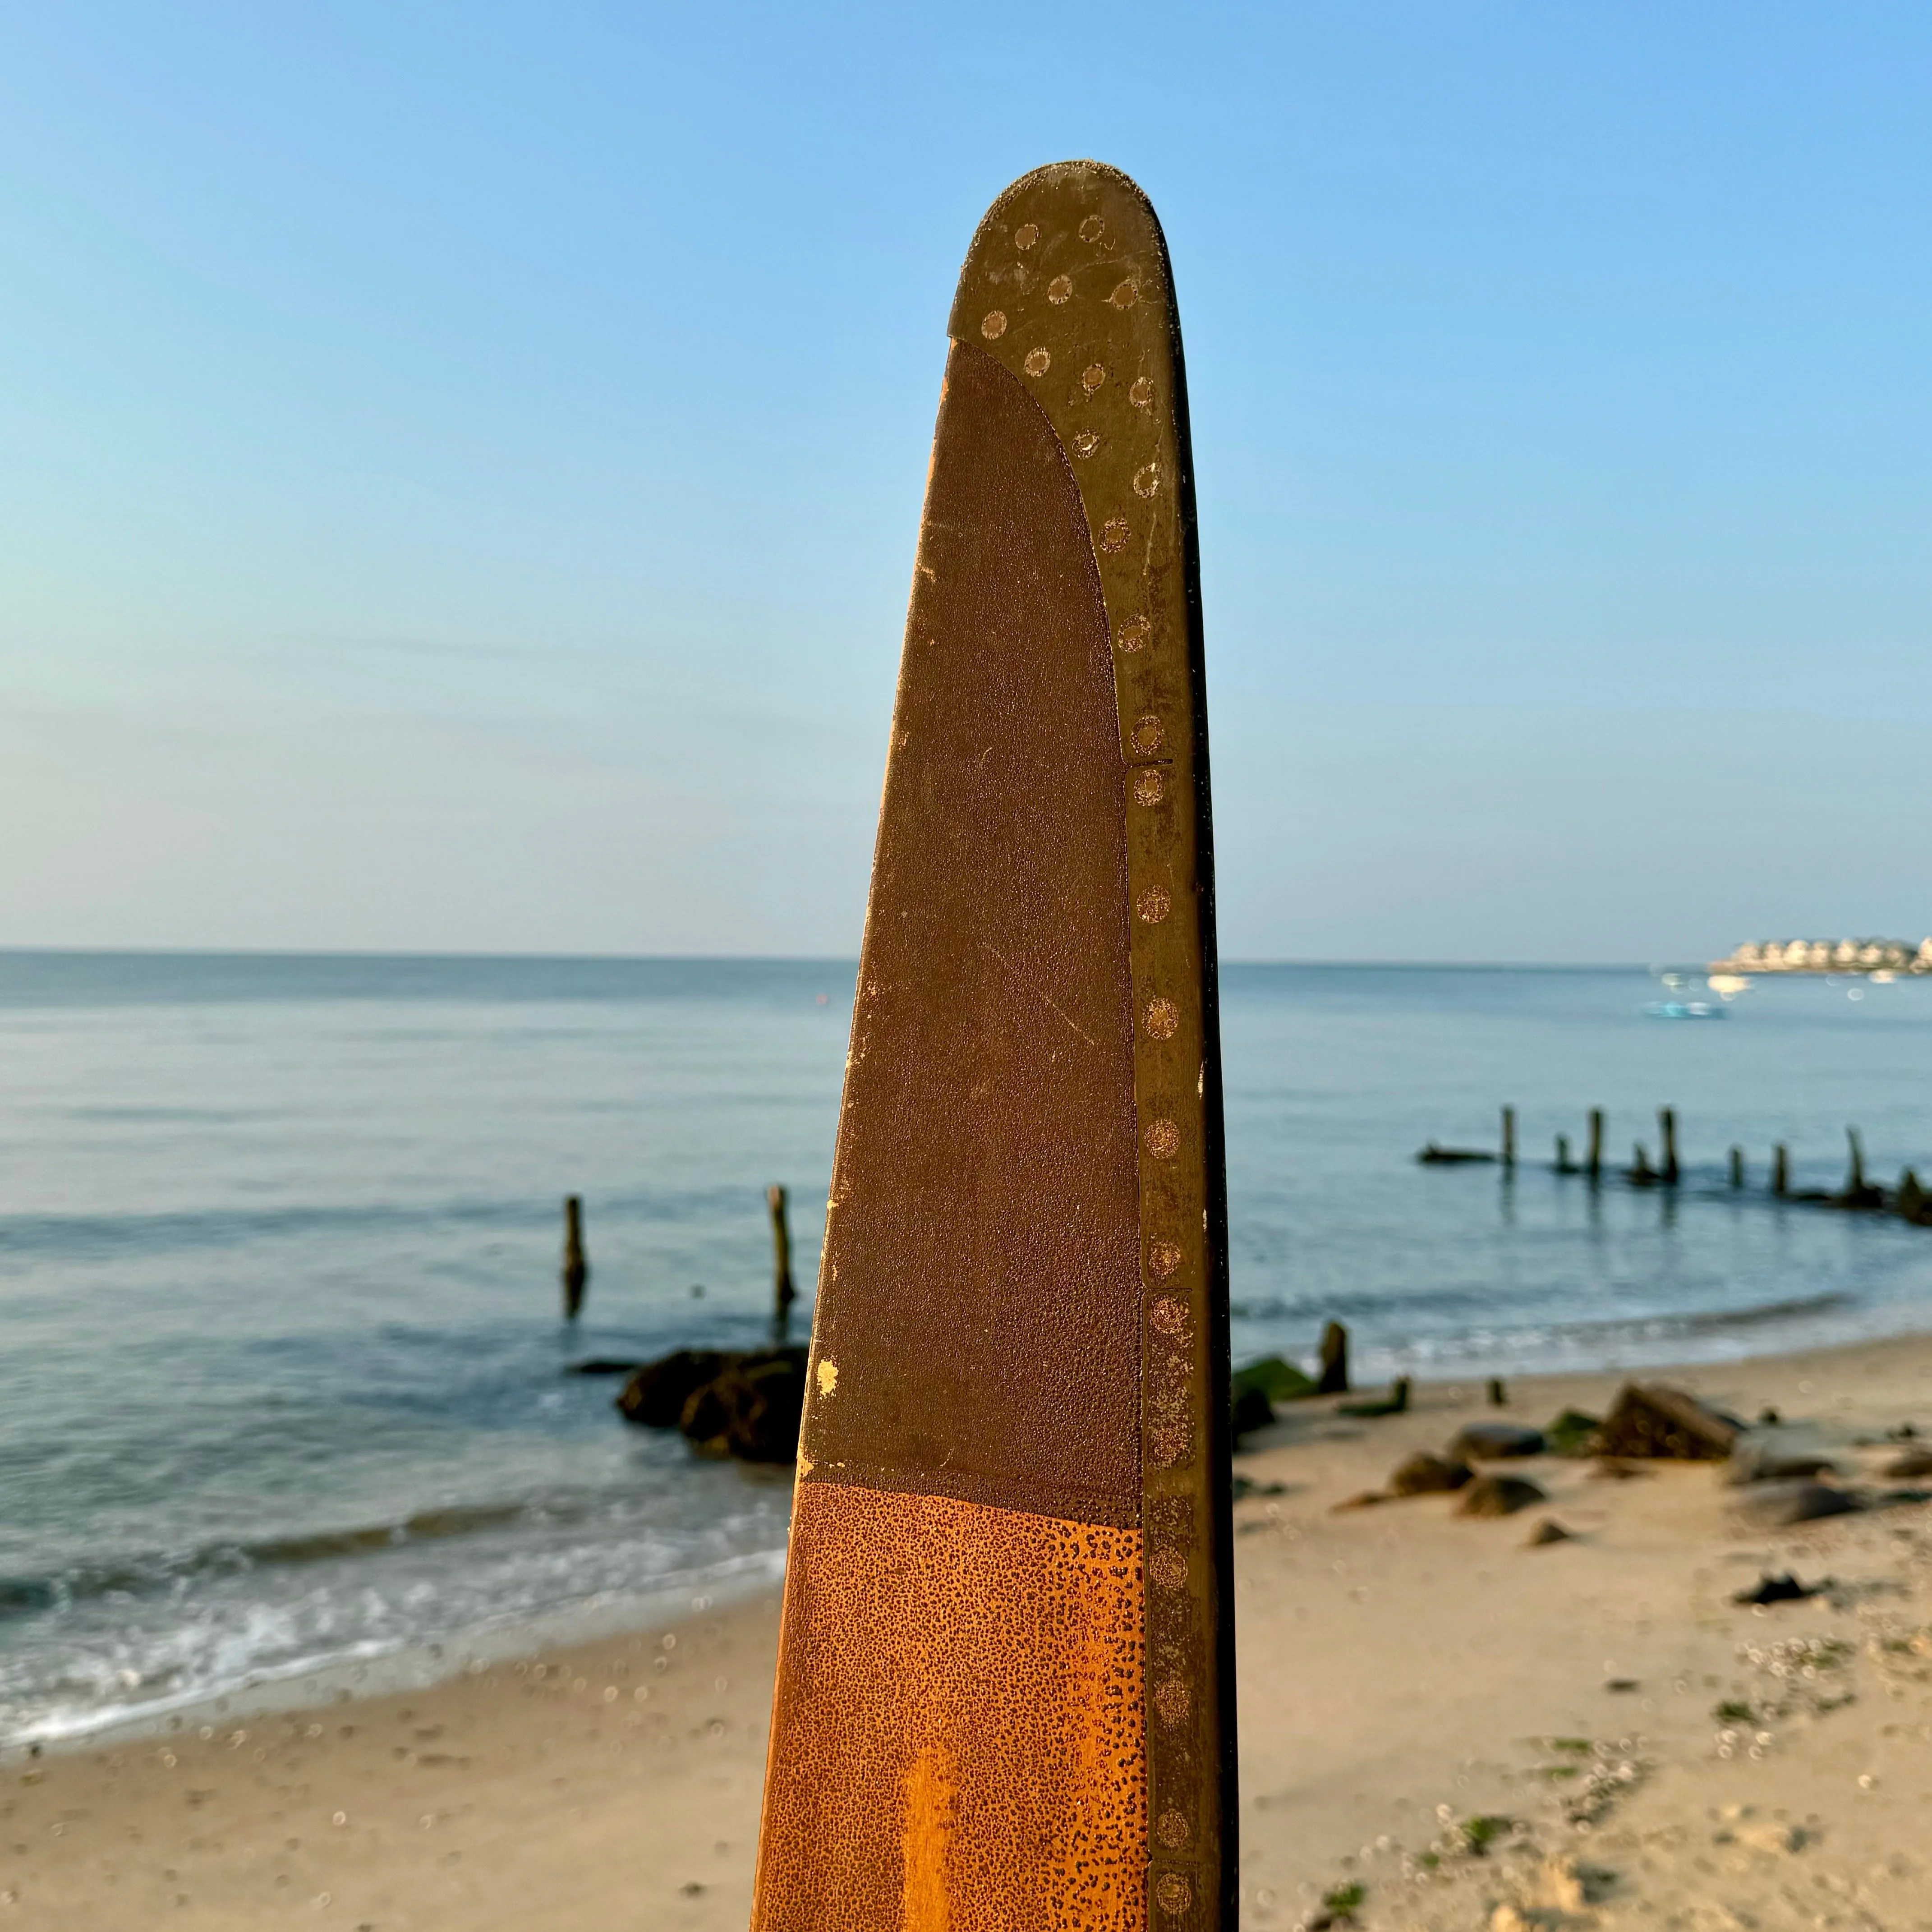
[{"left": 752, "top": 1483, "right": 1145, "bottom": 1930}]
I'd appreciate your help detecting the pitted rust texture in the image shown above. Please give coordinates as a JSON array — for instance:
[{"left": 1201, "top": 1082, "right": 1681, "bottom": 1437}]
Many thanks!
[
  {"left": 951, "top": 161, "right": 1235, "bottom": 1929},
  {"left": 751, "top": 1483, "right": 1146, "bottom": 1932},
  {"left": 798, "top": 328, "right": 1142, "bottom": 1530}
]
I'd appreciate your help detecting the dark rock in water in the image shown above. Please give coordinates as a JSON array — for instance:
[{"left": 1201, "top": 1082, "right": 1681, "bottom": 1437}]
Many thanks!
[
  {"left": 1318, "top": 1320, "right": 1350, "bottom": 1395},
  {"left": 1339, "top": 1377, "right": 1410, "bottom": 1419},
  {"left": 1723, "top": 1431, "right": 1840, "bottom": 1487},
  {"left": 616, "top": 1349, "right": 737, "bottom": 1428},
  {"left": 1451, "top": 1421, "right": 1546, "bottom": 1462},
  {"left": 1527, "top": 1519, "right": 1573, "bottom": 1546},
  {"left": 568, "top": 1358, "right": 644, "bottom": 1376},
  {"left": 1736, "top": 1480, "right": 1863, "bottom": 1528},
  {"left": 1456, "top": 1473, "right": 1546, "bottom": 1518},
  {"left": 1231, "top": 1383, "right": 1277, "bottom": 1443},
  {"left": 1885, "top": 1447, "right": 1932, "bottom": 1480},
  {"left": 1388, "top": 1452, "right": 1472, "bottom": 1496},
  {"left": 1596, "top": 1382, "right": 1742, "bottom": 1461},
  {"left": 1733, "top": 1571, "right": 1830, "bottom": 1606},
  {"left": 1543, "top": 1408, "right": 1603, "bottom": 1457},
  {"left": 680, "top": 1351, "right": 807, "bottom": 1463},
  {"left": 1757, "top": 1406, "right": 1781, "bottom": 1426},
  {"left": 1232, "top": 1355, "right": 1317, "bottom": 1403},
  {"left": 1417, "top": 1142, "right": 1498, "bottom": 1165}
]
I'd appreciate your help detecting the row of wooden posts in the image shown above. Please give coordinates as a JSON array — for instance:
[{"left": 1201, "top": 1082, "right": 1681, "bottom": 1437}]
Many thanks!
[
  {"left": 557, "top": 1186, "right": 800, "bottom": 1330},
  {"left": 1445, "top": 1104, "right": 1888, "bottom": 1206}
]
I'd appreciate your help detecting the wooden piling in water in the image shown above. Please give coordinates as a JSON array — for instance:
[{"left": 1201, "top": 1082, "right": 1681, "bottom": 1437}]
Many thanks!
[
  {"left": 1587, "top": 1109, "right": 1603, "bottom": 1181},
  {"left": 1659, "top": 1107, "right": 1679, "bottom": 1186},
  {"left": 561, "top": 1196, "right": 588, "bottom": 1320},
  {"left": 1772, "top": 1144, "right": 1789, "bottom": 1196},
  {"left": 1729, "top": 1145, "right": 1744, "bottom": 1189},
  {"left": 1501, "top": 1106, "right": 1516, "bottom": 1170},
  {"left": 767, "top": 1184, "right": 796, "bottom": 1336},
  {"left": 1555, "top": 1133, "right": 1573, "bottom": 1173}
]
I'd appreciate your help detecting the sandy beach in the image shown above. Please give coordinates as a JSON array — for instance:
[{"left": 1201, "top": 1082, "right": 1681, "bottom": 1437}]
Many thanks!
[{"left": 9, "top": 1330, "right": 1932, "bottom": 1931}]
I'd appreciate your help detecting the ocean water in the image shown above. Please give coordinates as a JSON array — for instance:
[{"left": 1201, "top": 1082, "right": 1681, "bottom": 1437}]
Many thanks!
[{"left": 3, "top": 952, "right": 1931, "bottom": 1745}]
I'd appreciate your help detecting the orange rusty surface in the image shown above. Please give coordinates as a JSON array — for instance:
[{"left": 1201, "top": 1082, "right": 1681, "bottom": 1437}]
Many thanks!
[{"left": 752, "top": 1481, "right": 1146, "bottom": 1932}]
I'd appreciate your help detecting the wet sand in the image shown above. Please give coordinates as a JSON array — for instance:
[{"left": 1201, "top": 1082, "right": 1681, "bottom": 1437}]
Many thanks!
[{"left": 9, "top": 1331, "right": 1932, "bottom": 1930}]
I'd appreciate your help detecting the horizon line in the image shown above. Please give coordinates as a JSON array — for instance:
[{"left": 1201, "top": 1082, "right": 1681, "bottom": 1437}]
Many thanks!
[{"left": 0, "top": 945, "right": 1693, "bottom": 972}]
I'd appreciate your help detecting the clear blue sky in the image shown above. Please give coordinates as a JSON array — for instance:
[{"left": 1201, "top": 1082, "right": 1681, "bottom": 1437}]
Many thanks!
[{"left": 3, "top": 4, "right": 1927, "bottom": 961}]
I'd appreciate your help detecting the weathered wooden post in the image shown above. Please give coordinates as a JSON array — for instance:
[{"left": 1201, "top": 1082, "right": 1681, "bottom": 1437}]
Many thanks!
[
  {"left": 561, "top": 1196, "right": 588, "bottom": 1320},
  {"left": 1487, "top": 1376, "right": 1508, "bottom": 1407},
  {"left": 1846, "top": 1127, "right": 1866, "bottom": 1195},
  {"left": 1629, "top": 1142, "right": 1656, "bottom": 1184},
  {"left": 1729, "top": 1145, "right": 1745, "bottom": 1189},
  {"left": 1554, "top": 1133, "right": 1573, "bottom": 1173},
  {"left": 1659, "top": 1106, "right": 1679, "bottom": 1186},
  {"left": 1318, "top": 1319, "right": 1350, "bottom": 1395},
  {"left": 767, "top": 1184, "right": 796, "bottom": 1335},
  {"left": 1501, "top": 1105, "right": 1516, "bottom": 1169},
  {"left": 752, "top": 163, "right": 1235, "bottom": 1927},
  {"left": 1772, "top": 1143, "right": 1789, "bottom": 1196},
  {"left": 1587, "top": 1108, "right": 1604, "bottom": 1182}
]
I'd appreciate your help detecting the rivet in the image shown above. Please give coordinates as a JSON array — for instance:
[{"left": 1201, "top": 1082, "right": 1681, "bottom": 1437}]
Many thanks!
[
  {"left": 1071, "top": 429, "right": 1100, "bottom": 458},
  {"left": 1147, "top": 1238, "right": 1182, "bottom": 1276},
  {"left": 1154, "top": 1679, "right": 1190, "bottom": 1724},
  {"left": 1134, "top": 768, "right": 1164, "bottom": 807},
  {"left": 1108, "top": 278, "right": 1139, "bottom": 308},
  {"left": 1145, "top": 996, "right": 1178, "bottom": 1038},
  {"left": 1130, "top": 376, "right": 1155, "bottom": 409},
  {"left": 1014, "top": 222, "right": 1040, "bottom": 251},
  {"left": 1023, "top": 347, "right": 1051, "bottom": 377},
  {"left": 1081, "top": 362, "right": 1107, "bottom": 393},
  {"left": 1156, "top": 1810, "right": 1191, "bottom": 1849},
  {"left": 1136, "top": 886, "right": 1171, "bottom": 924},
  {"left": 1155, "top": 1872, "right": 1192, "bottom": 1914},
  {"left": 1145, "top": 1118, "right": 1180, "bottom": 1159},
  {"left": 1099, "top": 517, "right": 1131, "bottom": 554},
  {"left": 1133, "top": 463, "right": 1160, "bottom": 498},
  {"left": 1048, "top": 275, "right": 1073, "bottom": 305},
  {"left": 1079, "top": 214, "right": 1106, "bottom": 243},
  {"left": 1131, "top": 713, "right": 1164, "bottom": 754},
  {"left": 980, "top": 310, "right": 1007, "bottom": 340},
  {"left": 1150, "top": 1296, "right": 1187, "bottom": 1336},
  {"left": 1114, "top": 613, "right": 1151, "bottom": 653}
]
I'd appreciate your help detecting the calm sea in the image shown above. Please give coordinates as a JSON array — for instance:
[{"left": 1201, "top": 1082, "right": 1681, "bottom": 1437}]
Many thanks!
[{"left": 3, "top": 952, "right": 1930, "bottom": 1744}]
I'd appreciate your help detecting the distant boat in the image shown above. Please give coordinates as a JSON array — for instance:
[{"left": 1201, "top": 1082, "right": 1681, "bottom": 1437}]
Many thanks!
[{"left": 1642, "top": 999, "right": 1725, "bottom": 1021}]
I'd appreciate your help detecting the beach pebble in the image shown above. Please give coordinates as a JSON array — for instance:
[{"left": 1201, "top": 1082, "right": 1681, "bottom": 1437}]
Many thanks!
[
  {"left": 1883, "top": 1447, "right": 1932, "bottom": 1480},
  {"left": 1735, "top": 1480, "right": 1863, "bottom": 1528},
  {"left": 1450, "top": 1422, "right": 1545, "bottom": 1461},
  {"left": 1736, "top": 1819, "right": 1805, "bottom": 1855},
  {"left": 1456, "top": 1473, "right": 1546, "bottom": 1518},
  {"left": 1388, "top": 1451, "right": 1472, "bottom": 1495},
  {"left": 1723, "top": 1431, "right": 1839, "bottom": 1487},
  {"left": 1527, "top": 1518, "right": 1574, "bottom": 1546}
]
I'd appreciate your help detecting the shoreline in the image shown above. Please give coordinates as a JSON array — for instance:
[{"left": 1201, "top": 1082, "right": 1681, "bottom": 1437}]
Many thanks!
[{"left": 11, "top": 1328, "right": 1932, "bottom": 1928}]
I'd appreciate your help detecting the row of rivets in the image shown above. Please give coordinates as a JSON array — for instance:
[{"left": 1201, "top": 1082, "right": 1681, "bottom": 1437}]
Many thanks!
[{"left": 981, "top": 191, "right": 1210, "bottom": 1923}]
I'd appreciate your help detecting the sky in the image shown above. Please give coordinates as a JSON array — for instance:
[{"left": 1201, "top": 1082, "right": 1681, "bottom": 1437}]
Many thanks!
[{"left": 2, "top": 4, "right": 1928, "bottom": 963}]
